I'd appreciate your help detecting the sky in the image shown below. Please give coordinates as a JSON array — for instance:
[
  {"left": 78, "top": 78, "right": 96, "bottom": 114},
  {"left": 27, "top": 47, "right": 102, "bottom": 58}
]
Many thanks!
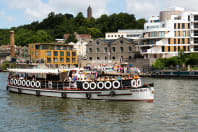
[{"left": 0, "top": 0, "right": 198, "bottom": 29}]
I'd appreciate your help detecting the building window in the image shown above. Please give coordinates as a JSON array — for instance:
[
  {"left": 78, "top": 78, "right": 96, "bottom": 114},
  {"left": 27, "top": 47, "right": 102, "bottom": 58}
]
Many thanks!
[
  {"left": 174, "top": 39, "right": 176, "bottom": 44},
  {"left": 188, "top": 38, "right": 190, "bottom": 44},
  {"left": 162, "top": 46, "right": 164, "bottom": 52},
  {"left": 178, "top": 23, "right": 180, "bottom": 29},
  {"left": 168, "top": 39, "right": 170, "bottom": 44},
  {"left": 60, "top": 51, "right": 64, "bottom": 56},
  {"left": 194, "top": 38, "right": 198, "bottom": 43},
  {"left": 178, "top": 46, "right": 180, "bottom": 51},
  {"left": 72, "top": 52, "right": 76, "bottom": 56},
  {"left": 188, "top": 23, "right": 190, "bottom": 29},
  {"left": 89, "top": 57, "right": 92, "bottom": 60},
  {"left": 194, "top": 23, "right": 198, "bottom": 28},
  {"left": 174, "top": 46, "right": 176, "bottom": 52},
  {"left": 97, "top": 57, "right": 100, "bottom": 60},
  {"left": 96, "top": 41, "right": 100, "bottom": 45},
  {"left": 104, "top": 47, "right": 107, "bottom": 53},
  {"left": 178, "top": 39, "right": 180, "bottom": 44},
  {"left": 182, "top": 38, "right": 185, "bottom": 44},
  {"left": 168, "top": 46, "right": 170, "bottom": 52},
  {"left": 183, "top": 46, "right": 186, "bottom": 51},
  {"left": 174, "top": 23, "right": 176, "bottom": 29},
  {"left": 188, "top": 15, "right": 190, "bottom": 21},
  {"left": 60, "top": 58, "right": 64, "bottom": 63},
  {"left": 47, "top": 58, "right": 51, "bottom": 63},
  {"left": 66, "top": 58, "right": 70, "bottom": 62},
  {"left": 89, "top": 48, "right": 92, "bottom": 53},
  {"left": 67, "top": 52, "right": 70, "bottom": 56},
  {"left": 112, "top": 56, "right": 116, "bottom": 60},
  {"left": 178, "top": 31, "right": 180, "bottom": 36},
  {"left": 129, "top": 46, "right": 132, "bottom": 52},
  {"left": 112, "top": 47, "right": 116, "bottom": 52},
  {"left": 129, "top": 56, "right": 132, "bottom": 60},
  {"left": 194, "top": 15, "right": 198, "bottom": 21},
  {"left": 120, "top": 47, "right": 124, "bottom": 53},
  {"left": 194, "top": 31, "right": 198, "bottom": 36},
  {"left": 183, "top": 31, "right": 186, "bottom": 37},
  {"left": 105, "top": 56, "right": 107, "bottom": 60},
  {"left": 46, "top": 51, "right": 51, "bottom": 56},
  {"left": 72, "top": 58, "right": 76, "bottom": 63},
  {"left": 182, "top": 23, "right": 185, "bottom": 29},
  {"left": 174, "top": 31, "right": 176, "bottom": 37},
  {"left": 120, "top": 40, "right": 123, "bottom": 44},
  {"left": 54, "top": 58, "right": 58, "bottom": 63},
  {"left": 54, "top": 51, "right": 58, "bottom": 56},
  {"left": 97, "top": 48, "right": 100, "bottom": 53}
]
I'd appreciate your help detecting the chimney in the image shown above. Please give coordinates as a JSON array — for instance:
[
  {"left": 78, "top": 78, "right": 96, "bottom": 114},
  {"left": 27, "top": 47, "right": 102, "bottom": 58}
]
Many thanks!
[{"left": 10, "top": 30, "right": 15, "bottom": 58}]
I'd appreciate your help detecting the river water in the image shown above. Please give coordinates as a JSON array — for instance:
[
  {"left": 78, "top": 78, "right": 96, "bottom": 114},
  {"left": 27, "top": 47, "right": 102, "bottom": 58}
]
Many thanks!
[{"left": 0, "top": 73, "right": 198, "bottom": 132}]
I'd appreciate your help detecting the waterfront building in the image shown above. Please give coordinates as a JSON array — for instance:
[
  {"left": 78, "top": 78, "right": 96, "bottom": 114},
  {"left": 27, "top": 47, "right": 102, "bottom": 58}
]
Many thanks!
[
  {"left": 28, "top": 43, "right": 77, "bottom": 66},
  {"left": 139, "top": 7, "right": 198, "bottom": 58},
  {"left": 105, "top": 29, "right": 144, "bottom": 40},
  {"left": 86, "top": 37, "right": 138, "bottom": 64}
]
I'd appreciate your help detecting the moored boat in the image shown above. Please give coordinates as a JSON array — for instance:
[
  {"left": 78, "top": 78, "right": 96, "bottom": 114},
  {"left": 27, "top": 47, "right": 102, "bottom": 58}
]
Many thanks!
[{"left": 7, "top": 68, "right": 154, "bottom": 102}]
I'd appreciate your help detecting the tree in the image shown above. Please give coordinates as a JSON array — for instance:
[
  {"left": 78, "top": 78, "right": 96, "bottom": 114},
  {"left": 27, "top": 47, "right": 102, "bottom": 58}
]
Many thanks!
[{"left": 65, "top": 33, "right": 77, "bottom": 43}]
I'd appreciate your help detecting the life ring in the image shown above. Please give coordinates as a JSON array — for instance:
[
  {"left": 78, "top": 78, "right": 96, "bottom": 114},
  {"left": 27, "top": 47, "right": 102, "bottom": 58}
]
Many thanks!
[
  {"left": 26, "top": 80, "right": 31, "bottom": 87},
  {"left": 104, "top": 81, "right": 112, "bottom": 90},
  {"left": 35, "top": 81, "right": 41, "bottom": 88},
  {"left": 136, "top": 79, "right": 141, "bottom": 87},
  {"left": 82, "top": 82, "right": 89, "bottom": 90},
  {"left": 18, "top": 80, "right": 22, "bottom": 86},
  {"left": 10, "top": 79, "right": 13, "bottom": 85},
  {"left": 22, "top": 80, "right": 26, "bottom": 87},
  {"left": 97, "top": 82, "right": 104, "bottom": 90},
  {"left": 131, "top": 79, "right": 137, "bottom": 87},
  {"left": 14, "top": 79, "right": 18, "bottom": 85},
  {"left": 90, "top": 82, "right": 96, "bottom": 90},
  {"left": 112, "top": 80, "right": 120, "bottom": 89},
  {"left": 31, "top": 81, "right": 35, "bottom": 87}
]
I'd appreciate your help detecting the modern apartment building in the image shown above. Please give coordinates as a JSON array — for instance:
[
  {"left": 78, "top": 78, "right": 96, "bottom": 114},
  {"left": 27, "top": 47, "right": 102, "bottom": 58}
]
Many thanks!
[
  {"left": 139, "top": 7, "right": 198, "bottom": 58},
  {"left": 29, "top": 43, "right": 77, "bottom": 66}
]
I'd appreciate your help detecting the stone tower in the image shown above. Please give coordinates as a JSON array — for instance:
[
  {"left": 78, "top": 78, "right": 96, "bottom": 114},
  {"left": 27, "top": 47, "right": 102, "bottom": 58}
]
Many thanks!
[
  {"left": 10, "top": 30, "right": 15, "bottom": 58},
  {"left": 87, "top": 5, "right": 92, "bottom": 19}
]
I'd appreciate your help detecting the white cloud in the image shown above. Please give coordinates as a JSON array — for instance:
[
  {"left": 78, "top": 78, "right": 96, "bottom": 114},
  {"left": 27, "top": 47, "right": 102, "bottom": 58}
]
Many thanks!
[
  {"left": 126, "top": 0, "right": 198, "bottom": 19},
  {"left": 8, "top": 0, "right": 108, "bottom": 21},
  {"left": 0, "top": 10, "right": 16, "bottom": 23}
]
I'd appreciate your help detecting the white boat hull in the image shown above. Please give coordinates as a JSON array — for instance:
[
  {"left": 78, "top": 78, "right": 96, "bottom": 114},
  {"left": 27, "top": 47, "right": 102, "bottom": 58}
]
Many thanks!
[{"left": 7, "top": 85, "right": 154, "bottom": 102}]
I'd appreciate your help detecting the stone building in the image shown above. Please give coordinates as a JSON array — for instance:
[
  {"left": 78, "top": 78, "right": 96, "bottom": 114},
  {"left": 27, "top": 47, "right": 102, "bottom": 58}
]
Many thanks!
[
  {"left": 85, "top": 37, "right": 138, "bottom": 65},
  {"left": 87, "top": 6, "right": 92, "bottom": 19}
]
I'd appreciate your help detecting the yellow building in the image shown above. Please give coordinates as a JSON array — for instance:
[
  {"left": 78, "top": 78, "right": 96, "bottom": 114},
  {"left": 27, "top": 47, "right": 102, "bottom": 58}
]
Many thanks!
[{"left": 29, "top": 43, "right": 77, "bottom": 66}]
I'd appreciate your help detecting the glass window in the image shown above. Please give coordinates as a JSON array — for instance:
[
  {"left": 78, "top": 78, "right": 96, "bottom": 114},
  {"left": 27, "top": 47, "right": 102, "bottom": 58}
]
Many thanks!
[
  {"left": 46, "top": 51, "right": 51, "bottom": 56},
  {"left": 182, "top": 23, "right": 185, "bottom": 29},
  {"left": 182, "top": 38, "right": 185, "bottom": 44},
  {"left": 162, "top": 46, "right": 164, "bottom": 52},
  {"left": 47, "top": 58, "right": 51, "bottom": 63},
  {"left": 183, "top": 31, "right": 186, "bottom": 37},
  {"left": 112, "top": 56, "right": 116, "bottom": 60},
  {"left": 72, "top": 58, "right": 76, "bottom": 63},
  {"left": 174, "top": 46, "right": 176, "bottom": 52},
  {"left": 104, "top": 47, "right": 107, "bottom": 53},
  {"left": 66, "top": 58, "right": 70, "bottom": 62},
  {"left": 97, "top": 48, "right": 100, "bottom": 53},
  {"left": 67, "top": 52, "right": 70, "bottom": 56},
  {"left": 60, "top": 51, "right": 64, "bottom": 56},
  {"left": 120, "top": 40, "right": 123, "bottom": 44},
  {"left": 72, "top": 52, "right": 76, "bottom": 56},
  {"left": 89, "top": 48, "right": 92, "bottom": 53},
  {"left": 129, "top": 56, "right": 132, "bottom": 60},
  {"left": 96, "top": 41, "right": 100, "bottom": 45},
  {"left": 112, "top": 47, "right": 116, "bottom": 52},
  {"left": 89, "top": 57, "right": 92, "bottom": 60},
  {"left": 60, "top": 58, "right": 64, "bottom": 63},
  {"left": 54, "top": 51, "right": 58, "bottom": 56},
  {"left": 129, "top": 46, "right": 132, "bottom": 52},
  {"left": 97, "top": 57, "right": 100, "bottom": 60},
  {"left": 120, "top": 47, "right": 124, "bottom": 53},
  {"left": 105, "top": 56, "right": 107, "bottom": 60},
  {"left": 54, "top": 58, "right": 58, "bottom": 63}
]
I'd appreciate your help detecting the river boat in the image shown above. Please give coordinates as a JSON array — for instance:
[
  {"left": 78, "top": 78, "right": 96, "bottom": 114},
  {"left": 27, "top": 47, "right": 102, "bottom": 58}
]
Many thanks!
[{"left": 7, "top": 68, "right": 154, "bottom": 102}]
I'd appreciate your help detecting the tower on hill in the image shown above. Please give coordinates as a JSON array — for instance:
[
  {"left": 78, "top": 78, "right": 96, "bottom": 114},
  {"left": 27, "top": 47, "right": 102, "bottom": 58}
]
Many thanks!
[{"left": 87, "top": 5, "right": 92, "bottom": 19}]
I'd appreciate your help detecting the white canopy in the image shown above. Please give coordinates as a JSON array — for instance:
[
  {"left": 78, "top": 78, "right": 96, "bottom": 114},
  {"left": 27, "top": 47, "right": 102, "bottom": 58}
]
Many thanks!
[{"left": 8, "top": 68, "right": 84, "bottom": 74}]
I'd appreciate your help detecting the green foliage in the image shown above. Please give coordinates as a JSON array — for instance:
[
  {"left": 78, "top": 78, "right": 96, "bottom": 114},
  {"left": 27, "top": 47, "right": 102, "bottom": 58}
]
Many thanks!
[
  {"left": 0, "top": 12, "right": 146, "bottom": 46},
  {"left": 153, "top": 53, "right": 198, "bottom": 70},
  {"left": 65, "top": 33, "right": 77, "bottom": 43}
]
